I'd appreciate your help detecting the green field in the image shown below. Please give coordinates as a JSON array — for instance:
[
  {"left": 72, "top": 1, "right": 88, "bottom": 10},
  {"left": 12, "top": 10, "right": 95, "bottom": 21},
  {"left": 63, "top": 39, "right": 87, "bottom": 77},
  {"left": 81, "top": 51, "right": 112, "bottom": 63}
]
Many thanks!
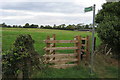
[
  {"left": 2, "top": 28, "right": 101, "bottom": 54},
  {"left": 2, "top": 28, "right": 118, "bottom": 78}
]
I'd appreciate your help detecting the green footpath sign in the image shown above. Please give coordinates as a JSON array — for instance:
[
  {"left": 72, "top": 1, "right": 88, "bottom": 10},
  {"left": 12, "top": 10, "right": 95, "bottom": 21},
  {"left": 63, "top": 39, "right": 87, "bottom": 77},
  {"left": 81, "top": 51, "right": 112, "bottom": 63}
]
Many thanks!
[{"left": 84, "top": 6, "right": 93, "bottom": 12}]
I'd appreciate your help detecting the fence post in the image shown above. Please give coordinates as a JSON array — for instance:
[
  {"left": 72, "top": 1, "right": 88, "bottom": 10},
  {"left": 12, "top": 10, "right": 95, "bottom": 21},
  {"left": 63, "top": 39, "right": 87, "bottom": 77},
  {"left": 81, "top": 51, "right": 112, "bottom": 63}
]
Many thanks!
[
  {"left": 94, "top": 37, "right": 96, "bottom": 51},
  {"left": 52, "top": 34, "right": 56, "bottom": 60},
  {"left": 86, "top": 36, "right": 90, "bottom": 61},
  {"left": 52, "top": 34, "right": 56, "bottom": 54},
  {"left": 46, "top": 36, "right": 50, "bottom": 54},
  {"left": 74, "top": 37, "right": 77, "bottom": 54},
  {"left": 75, "top": 36, "right": 81, "bottom": 65}
]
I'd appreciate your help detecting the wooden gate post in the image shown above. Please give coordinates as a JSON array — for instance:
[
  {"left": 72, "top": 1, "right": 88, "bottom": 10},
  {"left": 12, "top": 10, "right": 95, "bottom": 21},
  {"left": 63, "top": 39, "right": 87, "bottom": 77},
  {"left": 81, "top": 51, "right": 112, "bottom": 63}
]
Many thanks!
[
  {"left": 94, "top": 37, "right": 96, "bottom": 51},
  {"left": 75, "top": 36, "right": 81, "bottom": 65},
  {"left": 52, "top": 34, "right": 56, "bottom": 60},
  {"left": 46, "top": 36, "right": 50, "bottom": 54},
  {"left": 52, "top": 34, "right": 56, "bottom": 54},
  {"left": 86, "top": 36, "right": 90, "bottom": 61}
]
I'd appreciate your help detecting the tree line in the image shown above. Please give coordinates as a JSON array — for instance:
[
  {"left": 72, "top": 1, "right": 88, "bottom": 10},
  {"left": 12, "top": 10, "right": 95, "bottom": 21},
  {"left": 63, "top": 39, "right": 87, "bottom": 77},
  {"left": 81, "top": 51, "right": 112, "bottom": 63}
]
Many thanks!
[{"left": 0, "top": 23, "right": 93, "bottom": 30}]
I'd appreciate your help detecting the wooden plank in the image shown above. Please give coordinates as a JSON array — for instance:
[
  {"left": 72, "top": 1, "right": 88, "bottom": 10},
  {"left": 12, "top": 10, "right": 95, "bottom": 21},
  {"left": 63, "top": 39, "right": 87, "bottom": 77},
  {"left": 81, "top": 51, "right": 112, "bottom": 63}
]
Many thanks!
[
  {"left": 44, "top": 40, "right": 78, "bottom": 43},
  {"left": 82, "top": 54, "right": 86, "bottom": 57},
  {"left": 50, "top": 38, "right": 54, "bottom": 40},
  {"left": 49, "top": 64, "right": 77, "bottom": 69},
  {"left": 45, "top": 47, "right": 78, "bottom": 50},
  {"left": 81, "top": 38, "right": 87, "bottom": 40},
  {"left": 50, "top": 44, "right": 54, "bottom": 47},
  {"left": 81, "top": 49, "right": 86, "bottom": 52},
  {"left": 81, "top": 44, "right": 85, "bottom": 47},
  {"left": 47, "top": 58, "right": 78, "bottom": 63},
  {"left": 49, "top": 50, "right": 54, "bottom": 53},
  {"left": 43, "top": 53, "right": 77, "bottom": 58},
  {"left": 49, "top": 44, "right": 54, "bottom": 53}
]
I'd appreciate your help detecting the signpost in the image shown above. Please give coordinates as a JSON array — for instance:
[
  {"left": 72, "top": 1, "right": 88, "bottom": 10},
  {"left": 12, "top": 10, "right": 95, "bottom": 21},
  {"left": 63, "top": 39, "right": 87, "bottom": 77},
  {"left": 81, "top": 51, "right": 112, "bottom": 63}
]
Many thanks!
[
  {"left": 84, "top": 4, "right": 96, "bottom": 76},
  {"left": 84, "top": 6, "right": 93, "bottom": 12}
]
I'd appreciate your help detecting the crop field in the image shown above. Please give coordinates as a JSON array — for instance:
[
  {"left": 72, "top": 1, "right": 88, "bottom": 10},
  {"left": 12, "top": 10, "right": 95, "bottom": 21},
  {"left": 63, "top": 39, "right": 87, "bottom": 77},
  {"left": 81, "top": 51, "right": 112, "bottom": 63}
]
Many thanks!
[{"left": 2, "top": 28, "right": 118, "bottom": 78}]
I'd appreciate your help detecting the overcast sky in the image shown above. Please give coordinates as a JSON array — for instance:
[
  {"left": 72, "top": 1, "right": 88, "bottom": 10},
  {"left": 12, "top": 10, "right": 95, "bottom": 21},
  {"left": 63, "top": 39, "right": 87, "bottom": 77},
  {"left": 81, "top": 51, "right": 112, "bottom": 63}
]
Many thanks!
[{"left": 0, "top": 0, "right": 106, "bottom": 26}]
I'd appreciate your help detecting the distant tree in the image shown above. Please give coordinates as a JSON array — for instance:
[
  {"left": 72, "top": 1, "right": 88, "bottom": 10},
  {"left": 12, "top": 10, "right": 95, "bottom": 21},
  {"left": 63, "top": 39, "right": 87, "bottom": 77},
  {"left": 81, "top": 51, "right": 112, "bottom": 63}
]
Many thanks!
[
  {"left": 53, "top": 24, "right": 57, "bottom": 29},
  {"left": 18, "top": 25, "right": 22, "bottom": 28},
  {"left": 66, "top": 24, "right": 75, "bottom": 30},
  {"left": 61, "top": 24, "right": 66, "bottom": 30},
  {"left": 57, "top": 25, "right": 62, "bottom": 29},
  {"left": 40, "top": 25, "right": 44, "bottom": 28},
  {"left": 44, "top": 25, "right": 52, "bottom": 29},
  {"left": 23, "top": 23, "right": 30, "bottom": 28},
  {"left": 7, "top": 25, "right": 12, "bottom": 28},
  {"left": 71, "top": 24, "right": 76, "bottom": 30},
  {"left": 1, "top": 23, "right": 7, "bottom": 28},
  {"left": 30, "top": 24, "right": 39, "bottom": 28},
  {"left": 13, "top": 25, "right": 18, "bottom": 28},
  {"left": 84, "top": 24, "right": 89, "bottom": 29},
  {"left": 88, "top": 24, "right": 93, "bottom": 29},
  {"left": 0, "top": 24, "right": 1, "bottom": 26},
  {"left": 76, "top": 23, "right": 84, "bottom": 30}
]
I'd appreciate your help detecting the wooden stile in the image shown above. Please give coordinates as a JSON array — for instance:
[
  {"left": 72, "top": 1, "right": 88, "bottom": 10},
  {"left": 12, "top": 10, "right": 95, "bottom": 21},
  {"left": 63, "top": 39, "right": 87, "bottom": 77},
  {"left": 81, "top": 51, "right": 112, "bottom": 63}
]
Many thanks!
[{"left": 43, "top": 34, "right": 91, "bottom": 69}]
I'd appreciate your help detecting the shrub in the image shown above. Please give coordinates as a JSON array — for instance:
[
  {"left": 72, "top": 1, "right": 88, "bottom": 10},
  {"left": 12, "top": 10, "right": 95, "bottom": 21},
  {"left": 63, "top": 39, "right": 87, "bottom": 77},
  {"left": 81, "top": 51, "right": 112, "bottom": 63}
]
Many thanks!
[
  {"left": 2, "top": 34, "right": 44, "bottom": 79},
  {"left": 96, "top": 2, "right": 120, "bottom": 56}
]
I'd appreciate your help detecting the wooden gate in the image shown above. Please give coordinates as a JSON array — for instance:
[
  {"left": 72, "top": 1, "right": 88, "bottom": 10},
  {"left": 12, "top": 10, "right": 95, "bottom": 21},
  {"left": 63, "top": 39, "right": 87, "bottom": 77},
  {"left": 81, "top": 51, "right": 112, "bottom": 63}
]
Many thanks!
[{"left": 43, "top": 34, "right": 90, "bottom": 69}]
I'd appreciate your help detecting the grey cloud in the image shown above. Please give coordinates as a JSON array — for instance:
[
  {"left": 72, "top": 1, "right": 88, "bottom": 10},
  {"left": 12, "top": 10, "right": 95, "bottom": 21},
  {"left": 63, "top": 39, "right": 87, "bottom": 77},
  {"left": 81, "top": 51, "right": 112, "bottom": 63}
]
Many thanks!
[
  {"left": 1, "top": 2, "right": 84, "bottom": 13},
  {"left": 1, "top": 11, "right": 28, "bottom": 16},
  {"left": 2, "top": 14, "right": 91, "bottom": 26},
  {"left": 1, "top": 2, "right": 91, "bottom": 25}
]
